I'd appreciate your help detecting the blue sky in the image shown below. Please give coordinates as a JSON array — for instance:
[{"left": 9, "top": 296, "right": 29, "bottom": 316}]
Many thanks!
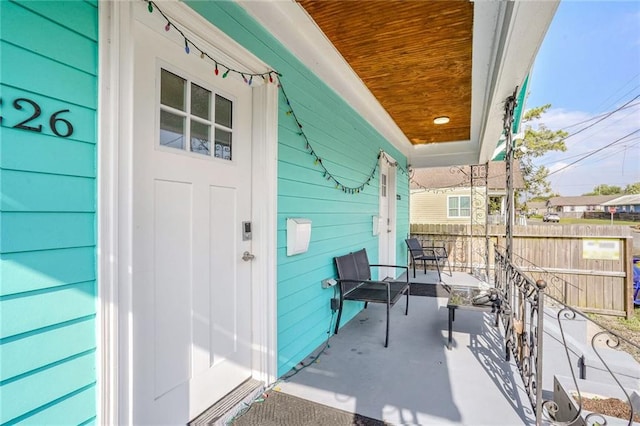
[{"left": 526, "top": 0, "right": 640, "bottom": 196}]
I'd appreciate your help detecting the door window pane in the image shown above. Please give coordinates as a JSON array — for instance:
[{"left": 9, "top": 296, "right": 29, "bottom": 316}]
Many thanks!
[
  {"left": 161, "top": 69, "right": 186, "bottom": 111},
  {"left": 190, "top": 121, "right": 211, "bottom": 156},
  {"left": 215, "top": 95, "right": 232, "bottom": 128},
  {"left": 160, "top": 110, "right": 185, "bottom": 149},
  {"left": 214, "top": 129, "right": 232, "bottom": 160},
  {"left": 381, "top": 173, "right": 387, "bottom": 197},
  {"left": 191, "top": 83, "right": 211, "bottom": 120},
  {"left": 159, "top": 68, "right": 232, "bottom": 159}
]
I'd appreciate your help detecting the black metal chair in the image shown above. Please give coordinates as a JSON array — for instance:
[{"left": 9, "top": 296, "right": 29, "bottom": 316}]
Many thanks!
[
  {"left": 405, "top": 238, "right": 452, "bottom": 281},
  {"left": 333, "top": 248, "right": 409, "bottom": 347}
]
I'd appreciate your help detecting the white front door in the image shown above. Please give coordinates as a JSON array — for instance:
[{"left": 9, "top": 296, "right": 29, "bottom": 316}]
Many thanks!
[
  {"left": 130, "top": 15, "right": 253, "bottom": 424},
  {"left": 378, "top": 156, "right": 397, "bottom": 278}
]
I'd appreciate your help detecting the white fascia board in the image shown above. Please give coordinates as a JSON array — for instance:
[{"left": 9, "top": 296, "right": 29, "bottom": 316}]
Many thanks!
[
  {"left": 238, "top": 1, "right": 412, "bottom": 158},
  {"left": 475, "top": 0, "right": 560, "bottom": 164},
  {"left": 409, "top": 140, "right": 479, "bottom": 168}
]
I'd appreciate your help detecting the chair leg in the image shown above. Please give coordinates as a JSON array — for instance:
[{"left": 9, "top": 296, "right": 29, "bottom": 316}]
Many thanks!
[
  {"left": 412, "top": 260, "right": 416, "bottom": 278},
  {"left": 435, "top": 261, "right": 442, "bottom": 282},
  {"left": 334, "top": 298, "right": 344, "bottom": 335},
  {"left": 405, "top": 285, "right": 409, "bottom": 315},
  {"left": 385, "top": 299, "right": 390, "bottom": 347}
]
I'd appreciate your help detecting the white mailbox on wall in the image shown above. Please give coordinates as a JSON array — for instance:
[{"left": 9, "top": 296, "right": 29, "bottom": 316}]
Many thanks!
[{"left": 286, "top": 218, "right": 312, "bottom": 256}]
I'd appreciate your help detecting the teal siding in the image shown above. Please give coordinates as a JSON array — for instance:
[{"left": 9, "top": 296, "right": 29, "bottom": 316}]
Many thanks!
[
  {"left": 0, "top": 1, "right": 98, "bottom": 425},
  {"left": 185, "top": 2, "right": 411, "bottom": 377}
]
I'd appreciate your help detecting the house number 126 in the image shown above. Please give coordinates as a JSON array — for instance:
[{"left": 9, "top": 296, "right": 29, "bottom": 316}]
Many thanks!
[{"left": 0, "top": 97, "right": 74, "bottom": 138}]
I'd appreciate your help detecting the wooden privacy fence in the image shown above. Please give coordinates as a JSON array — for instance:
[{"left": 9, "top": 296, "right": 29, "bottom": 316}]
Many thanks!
[{"left": 410, "top": 223, "right": 635, "bottom": 318}]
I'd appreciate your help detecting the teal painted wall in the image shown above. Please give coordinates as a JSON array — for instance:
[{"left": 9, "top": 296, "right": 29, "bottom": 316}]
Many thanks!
[
  {"left": 185, "top": 2, "right": 410, "bottom": 377},
  {"left": 0, "top": 1, "right": 98, "bottom": 424}
]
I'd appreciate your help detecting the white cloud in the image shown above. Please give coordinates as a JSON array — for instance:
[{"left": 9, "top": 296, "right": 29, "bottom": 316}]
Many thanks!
[{"left": 526, "top": 103, "right": 640, "bottom": 195}]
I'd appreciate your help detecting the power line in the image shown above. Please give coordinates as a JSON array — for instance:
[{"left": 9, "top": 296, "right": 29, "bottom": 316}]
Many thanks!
[
  {"left": 594, "top": 71, "right": 640, "bottom": 113},
  {"left": 579, "top": 140, "right": 640, "bottom": 165},
  {"left": 561, "top": 100, "right": 640, "bottom": 131},
  {"left": 561, "top": 94, "right": 640, "bottom": 141},
  {"left": 547, "top": 128, "right": 640, "bottom": 177},
  {"left": 537, "top": 136, "right": 640, "bottom": 167}
]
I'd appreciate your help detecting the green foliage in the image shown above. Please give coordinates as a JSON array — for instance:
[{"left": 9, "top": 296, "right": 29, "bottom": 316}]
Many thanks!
[
  {"left": 488, "top": 197, "right": 502, "bottom": 214},
  {"left": 581, "top": 182, "right": 640, "bottom": 195},
  {"left": 624, "top": 182, "right": 640, "bottom": 194},
  {"left": 557, "top": 217, "right": 638, "bottom": 225},
  {"left": 517, "top": 105, "right": 568, "bottom": 198},
  {"left": 582, "top": 184, "right": 623, "bottom": 196}
]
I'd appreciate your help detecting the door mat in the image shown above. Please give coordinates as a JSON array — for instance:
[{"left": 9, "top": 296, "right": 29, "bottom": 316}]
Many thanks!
[
  {"left": 230, "top": 390, "right": 387, "bottom": 426},
  {"left": 409, "top": 283, "right": 450, "bottom": 298}
]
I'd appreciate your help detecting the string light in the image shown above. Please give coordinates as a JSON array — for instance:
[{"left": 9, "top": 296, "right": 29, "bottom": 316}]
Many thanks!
[
  {"left": 144, "top": 0, "right": 409, "bottom": 195},
  {"left": 145, "top": 1, "right": 276, "bottom": 83},
  {"left": 279, "top": 79, "right": 410, "bottom": 193}
]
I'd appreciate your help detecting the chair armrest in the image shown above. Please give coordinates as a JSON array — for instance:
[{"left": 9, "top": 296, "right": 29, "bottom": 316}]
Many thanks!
[
  {"left": 369, "top": 264, "right": 409, "bottom": 271},
  {"left": 336, "top": 278, "right": 392, "bottom": 286},
  {"left": 368, "top": 264, "right": 409, "bottom": 282},
  {"left": 421, "top": 246, "right": 448, "bottom": 257}
]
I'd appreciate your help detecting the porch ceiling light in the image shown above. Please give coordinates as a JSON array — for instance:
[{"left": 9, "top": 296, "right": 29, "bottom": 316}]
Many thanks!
[{"left": 433, "top": 116, "right": 450, "bottom": 125}]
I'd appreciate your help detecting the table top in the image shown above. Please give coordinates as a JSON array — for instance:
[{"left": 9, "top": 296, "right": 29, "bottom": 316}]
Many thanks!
[{"left": 446, "top": 286, "right": 495, "bottom": 311}]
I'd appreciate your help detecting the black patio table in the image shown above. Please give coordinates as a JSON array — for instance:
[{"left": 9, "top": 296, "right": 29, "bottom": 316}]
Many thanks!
[{"left": 446, "top": 285, "right": 501, "bottom": 350}]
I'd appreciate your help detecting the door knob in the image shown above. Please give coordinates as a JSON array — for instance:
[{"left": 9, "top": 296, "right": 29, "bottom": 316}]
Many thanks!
[{"left": 242, "top": 251, "right": 255, "bottom": 261}]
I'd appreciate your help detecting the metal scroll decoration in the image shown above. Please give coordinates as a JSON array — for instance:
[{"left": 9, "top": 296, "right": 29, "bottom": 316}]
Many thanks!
[
  {"left": 494, "top": 246, "right": 545, "bottom": 424},
  {"left": 503, "top": 89, "right": 518, "bottom": 262},
  {"left": 541, "top": 306, "right": 639, "bottom": 426},
  {"left": 496, "top": 244, "right": 639, "bottom": 426},
  {"left": 470, "top": 163, "right": 489, "bottom": 281}
]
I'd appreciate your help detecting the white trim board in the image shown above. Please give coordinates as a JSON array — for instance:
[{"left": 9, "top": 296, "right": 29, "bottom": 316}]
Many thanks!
[{"left": 97, "top": 2, "right": 278, "bottom": 423}]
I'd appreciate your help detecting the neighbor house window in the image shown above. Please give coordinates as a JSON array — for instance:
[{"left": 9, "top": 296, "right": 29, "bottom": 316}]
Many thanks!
[
  {"left": 159, "top": 68, "right": 233, "bottom": 160},
  {"left": 448, "top": 195, "right": 471, "bottom": 217}
]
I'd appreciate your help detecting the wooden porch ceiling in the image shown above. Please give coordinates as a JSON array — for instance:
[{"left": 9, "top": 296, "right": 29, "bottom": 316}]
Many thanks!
[{"left": 297, "top": 0, "right": 473, "bottom": 146}]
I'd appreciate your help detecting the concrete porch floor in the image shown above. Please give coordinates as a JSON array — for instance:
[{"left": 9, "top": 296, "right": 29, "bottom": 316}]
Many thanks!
[{"left": 276, "top": 271, "right": 537, "bottom": 425}]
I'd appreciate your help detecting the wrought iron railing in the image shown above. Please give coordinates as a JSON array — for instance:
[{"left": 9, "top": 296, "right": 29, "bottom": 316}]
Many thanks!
[
  {"left": 494, "top": 245, "right": 639, "bottom": 426},
  {"left": 494, "top": 246, "right": 546, "bottom": 422}
]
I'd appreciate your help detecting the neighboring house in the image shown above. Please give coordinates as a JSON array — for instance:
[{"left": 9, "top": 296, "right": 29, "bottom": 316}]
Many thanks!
[
  {"left": 526, "top": 201, "right": 548, "bottom": 216},
  {"left": 0, "top": 1, "right": 557, "bottom": 424},
  {"left": 410, "top": 161, "right": 525, "bottom": 224},
  {"left": 547, "top": 195, "right": 619, "bottom": 217},
  {"left": 602, "top": 194, "right": 640, "bottom": 213}
]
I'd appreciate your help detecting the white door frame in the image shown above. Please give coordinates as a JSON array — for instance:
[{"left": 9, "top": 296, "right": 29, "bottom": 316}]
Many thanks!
[
  {"left": 97, "top": 2, "right": 278, "bottom": 423},
  {"left": 378, "top": 153, "right": 398, "bottom": 276}
]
